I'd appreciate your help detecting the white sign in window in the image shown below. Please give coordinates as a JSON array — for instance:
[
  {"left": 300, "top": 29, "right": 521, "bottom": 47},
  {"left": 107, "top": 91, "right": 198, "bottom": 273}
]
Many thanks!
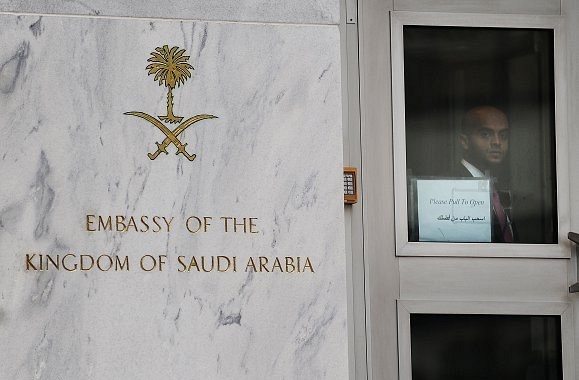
[{"left": 413, "top": 178, "right": 491, "bottom": 242}]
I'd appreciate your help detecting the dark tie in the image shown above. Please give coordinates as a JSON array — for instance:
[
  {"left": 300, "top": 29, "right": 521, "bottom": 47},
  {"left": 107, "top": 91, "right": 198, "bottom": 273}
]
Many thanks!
[{"left": 492, "top": 190, "right": 513, "bottom": 242}]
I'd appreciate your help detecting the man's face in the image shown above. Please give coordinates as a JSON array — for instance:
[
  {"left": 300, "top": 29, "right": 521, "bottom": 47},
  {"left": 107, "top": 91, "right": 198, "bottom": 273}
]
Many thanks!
[{"left": 460, "top": 111, "right": 509, "bottom": 169}]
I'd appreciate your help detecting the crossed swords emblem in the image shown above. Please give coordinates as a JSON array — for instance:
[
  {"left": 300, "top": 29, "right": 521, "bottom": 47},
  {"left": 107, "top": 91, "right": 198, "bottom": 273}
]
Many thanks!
[
  {"left": 124, "top": 45, "right": 217, "bottom": 161},
  {"left": 124, "top": 112, "right": 216, "bottom": 161}
]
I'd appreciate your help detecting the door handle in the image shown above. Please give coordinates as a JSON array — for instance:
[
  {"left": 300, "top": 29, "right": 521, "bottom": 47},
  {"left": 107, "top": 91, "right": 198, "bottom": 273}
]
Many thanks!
[{"left": 568, "top": 232, "right": 579, "bottom": 293}]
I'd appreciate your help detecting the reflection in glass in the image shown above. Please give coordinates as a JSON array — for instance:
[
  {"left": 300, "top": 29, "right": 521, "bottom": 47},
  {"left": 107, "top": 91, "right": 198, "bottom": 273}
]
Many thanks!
[
  {"left": 404, "top": 26, "right": 557, "bottom": 243},
  {"left": 410, "top": 314, "right": 563, "bottom": 380}
]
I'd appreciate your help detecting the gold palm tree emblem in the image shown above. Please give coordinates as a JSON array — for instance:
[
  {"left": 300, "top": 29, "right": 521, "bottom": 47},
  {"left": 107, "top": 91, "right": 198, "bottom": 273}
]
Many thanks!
[
  {"left": 124, "top": 45, "right": 217, "bottom": 162},
  {"left": 146, "top": 45, "right": 193, "bottom": 123}
]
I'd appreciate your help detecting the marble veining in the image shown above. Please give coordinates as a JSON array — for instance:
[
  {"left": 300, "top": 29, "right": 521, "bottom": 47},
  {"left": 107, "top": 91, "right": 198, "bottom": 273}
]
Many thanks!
[
  {"left": 0, "top": 40, "right": 29, "bottom": 94},
  {"left": 0, "top": 14, "right": 346, "bottom": 380},
  {"left": 0, "top": 0, "right": 340, "bottom": 25}
]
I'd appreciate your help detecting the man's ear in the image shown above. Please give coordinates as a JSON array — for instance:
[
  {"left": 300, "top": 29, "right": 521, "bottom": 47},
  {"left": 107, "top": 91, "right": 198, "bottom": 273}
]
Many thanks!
[{"left": 459, "top": 133, "right": 469, "bottom": 150}]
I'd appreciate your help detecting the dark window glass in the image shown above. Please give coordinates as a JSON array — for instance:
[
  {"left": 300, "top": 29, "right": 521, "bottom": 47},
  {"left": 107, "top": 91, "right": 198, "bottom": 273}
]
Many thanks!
[
  {"left": 404, "top": 26, "right": 557, "bottom": 243},
  {"left": 411, "top": 314, "right": 563, "bottom": 380}
]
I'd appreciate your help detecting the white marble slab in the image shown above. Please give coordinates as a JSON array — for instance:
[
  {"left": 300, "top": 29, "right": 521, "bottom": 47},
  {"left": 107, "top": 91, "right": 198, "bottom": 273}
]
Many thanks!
[
  {"left": 0, "top": 0, "right": 340, "bottom": 25},
  {"left": 0, "top": 14, "right": 347, "bottom": 379}
]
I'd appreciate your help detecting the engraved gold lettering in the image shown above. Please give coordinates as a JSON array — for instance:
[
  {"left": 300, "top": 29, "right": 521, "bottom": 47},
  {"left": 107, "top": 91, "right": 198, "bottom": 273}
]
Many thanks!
[
  {"left": 140, "top": 255, "right": 157, "bottom": 271},
  {"left": 202, "top": 217, "right": 211, "bottom": 232},
  {"left": 116, "top": 215, "right": 127, "bottom": 232},
  {"left": 259, "top": 256, "right": 270, "bottom": 272},
  {"left": 303, "top": 257, "right": 314, "bottom": 272},
  {"left": 186, "top": 216, "right": 202, "bottom": 233},
  {"left": 88, "top": 215, "right": 173, "bottom": 233},
  {"left": 47, "top": 255, "right": 59, "bottom": 271},
  {"left": 98, "top": 215, "right": 112, "bottom": 231},
  {"left": 116, "top": 256, "right": 130, "bottom": 271},
  {"left": 249, "top": 218, "right": 258, "bottom": 233},
  {"left": 163, "top": 217, "right": 174, "bottom": 233},
  {"left": 271, "top": 257, "right": 282, "bottom": 272},
  {"left": 186, "top": 256, "right": 200, "bottom": 271},
  {"left": 217, "top": 256, "right": 234, "bottom": 272},
  {"left": 86, "top": 214, "right": 96, "bottom": 231},
  {"left": 221, "top": 217, "right": 258, "bottom": 233},
  {"left": 140, "top": 216, "right": 150, "bottom": 232},
  {"left": 245, "top": 257, "right": 257, "bottom": 272},
  {"left": 97, "top": 255, "right": 113, "bottom": 271},
  {"left": 285, "top": 257, "right": 295, "bottom": 273},
  {"left": 221, "top": 216, "right": 233, "bottom": 232},
  {"left": 152, "top": 216, "right": 163, "bottom": 232},
  {"left": 26, "top": 254, "right": 37, "bottom": 271},
  {"left": 158, "top": 255, "right": 167, "bottom": 271},
  {"left": 185, "top": 216, "right": 210, "bottom": 233},
  {"left": 177, "top": 256, "right": 187, "bottom": 272},
  {"left": 241, "top": 256, "right": 314, "bottom": 273},
  {"left": 27, "top": 254, "right": 308, "bottom": 273},
  {"left": 177, "top": 256, "right": 237, "bottom": 272},
  {"left": 25, "top": 253, "right": 131, "bottom": 272},
  {"left": 81, "top": 255, "right": 95, "bottom": 271},
  {"left": 62, "top": 253, "right": 77, "bottom": 271},
  {"left": 126, "top": 217, "right": 138, "bottom": 232},
  {"left": 233, "top": 217, "right": 247, "bottom": 233},
  {"left": 201, "top": 256, "right": 215, "bottom": 272}
]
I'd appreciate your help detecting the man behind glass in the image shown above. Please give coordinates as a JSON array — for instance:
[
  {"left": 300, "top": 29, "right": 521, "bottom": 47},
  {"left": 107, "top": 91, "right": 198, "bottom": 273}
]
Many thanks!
[{"left": 456, "top": 105, "right": 514, "bottom": 242}]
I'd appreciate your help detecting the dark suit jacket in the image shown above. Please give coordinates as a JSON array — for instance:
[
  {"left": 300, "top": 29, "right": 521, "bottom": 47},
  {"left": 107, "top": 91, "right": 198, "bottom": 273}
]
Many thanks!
[{"left": 450, "top": 162, "right": 516, "bottom": 243}]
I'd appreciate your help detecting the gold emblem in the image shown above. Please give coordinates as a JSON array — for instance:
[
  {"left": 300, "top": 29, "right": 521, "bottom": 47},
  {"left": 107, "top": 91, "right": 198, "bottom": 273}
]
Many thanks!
[{"left": 125, "top": 45, "right": 217, "bottom": 161}]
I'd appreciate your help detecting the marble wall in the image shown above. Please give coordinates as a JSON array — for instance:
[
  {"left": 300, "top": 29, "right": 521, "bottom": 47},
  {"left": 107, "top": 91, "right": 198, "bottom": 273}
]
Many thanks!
[
  {"left": 0, "top": 2, "right": 346, "bottom": 379},
  {"left": 0, "top": 0, "right": 339, "bottom": 24}
]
